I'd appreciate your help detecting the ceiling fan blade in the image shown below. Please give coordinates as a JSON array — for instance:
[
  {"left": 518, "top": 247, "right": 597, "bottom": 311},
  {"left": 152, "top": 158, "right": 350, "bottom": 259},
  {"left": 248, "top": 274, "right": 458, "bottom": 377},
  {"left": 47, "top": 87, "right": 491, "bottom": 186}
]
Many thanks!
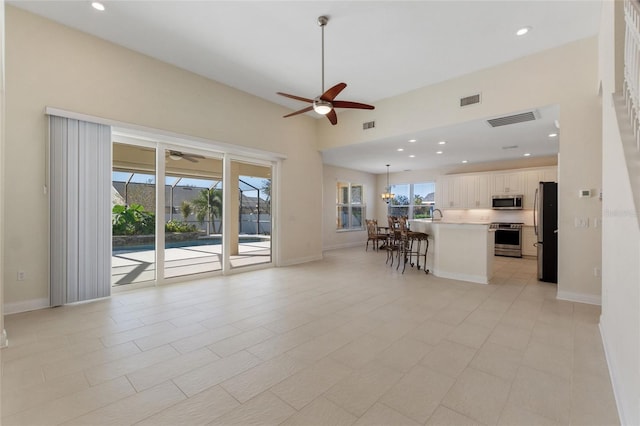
[
  {"left": 320, "top": 82, "right": 347, "bottom": 101},
  {"left": 326, "top": 109, "right": 338, "bottom": 125},
  {"left": 184, "top": 154, "right": 205, "bottom": 160},
  {"left": 276, "top": 92, "right": 314, "bottom": 103},
  {"left": 332, "top": 100, "right": 375, "bottom": 110},
  {"left": 283, "top": 106, "right": 313, "bottom": 118},
  {"left": 183, "top": 156, "right": 199, "bottom": 163}
]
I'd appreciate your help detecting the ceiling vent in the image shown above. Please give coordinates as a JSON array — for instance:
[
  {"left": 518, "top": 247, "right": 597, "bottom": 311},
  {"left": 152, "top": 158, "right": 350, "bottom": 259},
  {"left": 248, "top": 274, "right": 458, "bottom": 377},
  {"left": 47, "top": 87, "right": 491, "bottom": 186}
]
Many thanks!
[
  {"left": 460, "top": 93, "right": 481, "bottom": 107},
  {"left": 363, "top": 120, "right": 376, "bottom": 130},
  {"left": 487, "top": 111, "right": 538, "bottom": 127}
]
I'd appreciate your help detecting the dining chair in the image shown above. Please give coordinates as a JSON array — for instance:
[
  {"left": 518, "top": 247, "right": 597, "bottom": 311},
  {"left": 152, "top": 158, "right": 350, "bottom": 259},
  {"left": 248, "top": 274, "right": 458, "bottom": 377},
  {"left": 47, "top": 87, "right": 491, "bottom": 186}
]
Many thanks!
[{"left": 365, "top": 219, "right": 387, "bottom": 251}]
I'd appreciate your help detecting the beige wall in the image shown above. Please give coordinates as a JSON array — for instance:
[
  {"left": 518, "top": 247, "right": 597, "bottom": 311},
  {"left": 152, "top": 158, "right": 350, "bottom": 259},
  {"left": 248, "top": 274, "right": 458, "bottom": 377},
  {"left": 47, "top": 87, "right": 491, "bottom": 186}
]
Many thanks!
[
  {"left": 3, "top": 6, "right": 322, "bottom": 310},
  {"left": 322, "top": 164, "right": 375, "bottom": 250},
  {"left": 320, "top": 37, "right": 603, "bottom": 303},
  {"left": 1, "top": 0, "right": 6, "bottom": 345}
]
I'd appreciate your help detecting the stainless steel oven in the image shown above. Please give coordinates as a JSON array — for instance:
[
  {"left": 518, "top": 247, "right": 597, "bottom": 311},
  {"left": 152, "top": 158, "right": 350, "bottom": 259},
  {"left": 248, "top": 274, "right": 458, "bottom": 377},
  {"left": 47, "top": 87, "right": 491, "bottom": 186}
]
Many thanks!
[{"left": 489, "top": 222, "right": 523, "bottom": 257}]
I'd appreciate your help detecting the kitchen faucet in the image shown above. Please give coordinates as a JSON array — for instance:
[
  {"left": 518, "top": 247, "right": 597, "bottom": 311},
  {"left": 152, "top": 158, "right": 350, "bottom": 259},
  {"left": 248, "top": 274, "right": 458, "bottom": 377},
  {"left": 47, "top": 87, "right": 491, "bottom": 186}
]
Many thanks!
[{"left": 433, "top": 208, "right": 443, "bottom": 220}]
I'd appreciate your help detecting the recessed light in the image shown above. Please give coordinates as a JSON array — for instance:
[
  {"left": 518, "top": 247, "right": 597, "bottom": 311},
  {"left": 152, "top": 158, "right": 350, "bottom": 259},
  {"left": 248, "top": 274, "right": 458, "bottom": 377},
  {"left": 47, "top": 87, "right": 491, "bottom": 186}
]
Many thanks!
[
  {"left": 91, "top": 2, "right": 105, "bottom": 11},
  {"left": 548, "top": 133, "right": 558, "bottom": 138},
  {"left": 516, "top": 26, "right": 531, "bottom": 36},
  {"left": 409, "top": 155, "right": 415, "bottom": 158},
  {"left": 462, "top": 160, "right": 468, "bottom": 164},
  {"left": 438, "top": 141, "right": 446, "bottom": 145},
  {"left": 524, "top": 153, "right": 531, "bottom": 157},
  {"left": 408, "top": 139, "right": 417, "bottom": 143},
  {"left": 436, "top": 151, "right": 443, "bottom": 155},
  {"left": 397, "top": 148, "right": 404, "bottom": 152}
]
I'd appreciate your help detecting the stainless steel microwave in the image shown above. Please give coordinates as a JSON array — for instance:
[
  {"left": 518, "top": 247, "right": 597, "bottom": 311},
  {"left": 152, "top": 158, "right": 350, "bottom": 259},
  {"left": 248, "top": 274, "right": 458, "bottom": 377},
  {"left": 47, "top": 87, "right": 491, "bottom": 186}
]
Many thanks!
[{"left": 492, "top": 194, "right": 523, "bottom": 210}]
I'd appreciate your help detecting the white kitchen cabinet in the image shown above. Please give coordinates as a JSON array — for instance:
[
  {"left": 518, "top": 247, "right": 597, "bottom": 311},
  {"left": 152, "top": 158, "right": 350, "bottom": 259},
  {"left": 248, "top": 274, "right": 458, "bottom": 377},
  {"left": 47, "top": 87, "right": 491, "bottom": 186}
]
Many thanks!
[
  {"left": 542, "top": 167, "right": 557, "bottom": 182},
  {"left": 523, "top": 166, "right": 557, "bottom": 209},
  {"left": 464, "top": 174, "right": 490, "bottom": 208},
  {"left": 522, "top": 226, "right": 537, "bottom": 256},
  {"left": 436, "top": 166, "right": 556, "bottom": 210},
  {"left": 438, "top": 175, "right": 464, "bottom": 209},
  {"left": 523, "top": 170, "right": 542, "bottom": 209},
  {"left": 492, "top": 171, "right": 524, "bottom": 195}
]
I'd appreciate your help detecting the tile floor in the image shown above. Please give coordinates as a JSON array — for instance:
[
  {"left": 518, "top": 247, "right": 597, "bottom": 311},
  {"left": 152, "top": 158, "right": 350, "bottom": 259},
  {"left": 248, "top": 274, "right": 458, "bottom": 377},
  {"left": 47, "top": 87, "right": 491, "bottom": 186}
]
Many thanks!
[{"left": 1, "top": 247, "right": 620, "bottom": 425}]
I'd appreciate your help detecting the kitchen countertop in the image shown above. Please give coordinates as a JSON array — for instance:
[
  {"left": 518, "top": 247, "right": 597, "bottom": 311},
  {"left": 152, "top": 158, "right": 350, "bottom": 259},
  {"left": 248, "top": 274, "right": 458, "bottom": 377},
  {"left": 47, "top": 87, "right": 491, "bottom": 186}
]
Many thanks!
[{"left": 410, "top": 219, "right": 491, "bottom": 226}]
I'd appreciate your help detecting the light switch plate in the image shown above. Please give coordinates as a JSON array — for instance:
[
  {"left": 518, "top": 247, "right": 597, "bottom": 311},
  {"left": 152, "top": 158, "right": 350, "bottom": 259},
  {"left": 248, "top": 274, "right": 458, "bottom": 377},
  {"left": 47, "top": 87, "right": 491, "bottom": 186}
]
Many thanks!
[{"left": 574, "top": 217, "right": 589, "bottom": 228}]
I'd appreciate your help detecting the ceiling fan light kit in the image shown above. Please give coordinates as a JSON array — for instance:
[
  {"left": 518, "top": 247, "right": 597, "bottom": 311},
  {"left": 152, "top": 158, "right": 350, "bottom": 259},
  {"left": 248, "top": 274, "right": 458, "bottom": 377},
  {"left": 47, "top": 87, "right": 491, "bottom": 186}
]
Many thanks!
[
  {"left": 313, "top": 98, "right": 332, "bottom": 115},
  {"left": 277, "top": 15, "right": 374, "bottom": 125}
]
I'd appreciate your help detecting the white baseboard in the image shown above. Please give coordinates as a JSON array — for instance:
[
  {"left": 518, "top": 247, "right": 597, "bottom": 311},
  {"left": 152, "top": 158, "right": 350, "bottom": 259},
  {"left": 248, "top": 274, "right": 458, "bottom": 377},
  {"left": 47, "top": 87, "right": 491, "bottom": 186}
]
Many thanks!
[
  {"left": 4, "top": 297, "right": 50, "bottom": 315},
  {"left": 433, "top": 269, "right": 489, "bottom": 285},
  {"left": 278, "top": 254, "right": 324, "bottom": 267},
  {"left": 556, "top": 290, "right": 601, "bottom": 305},
  {"left": 599, "top": 318, "right": 627, "bottom": 426},
  {"left": 323, "top": 241, "right": 364, "bottom": 251}
]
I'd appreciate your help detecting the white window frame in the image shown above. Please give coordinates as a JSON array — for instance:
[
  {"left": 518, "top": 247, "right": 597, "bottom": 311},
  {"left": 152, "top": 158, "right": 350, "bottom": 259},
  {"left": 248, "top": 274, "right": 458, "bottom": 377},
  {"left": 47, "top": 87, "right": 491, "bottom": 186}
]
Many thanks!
[
  {"left": 388, "top": 182, "right": 435, "bottom": 219},
  {"left": 336, "top": 182, "right": 365, "bottom": 231}
]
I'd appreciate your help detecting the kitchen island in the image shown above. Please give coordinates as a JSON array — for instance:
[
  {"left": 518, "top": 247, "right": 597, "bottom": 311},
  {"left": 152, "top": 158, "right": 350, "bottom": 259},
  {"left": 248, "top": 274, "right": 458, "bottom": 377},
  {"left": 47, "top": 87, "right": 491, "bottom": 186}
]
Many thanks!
[{"left": 409, "top": 219, "right": 494, "bottom": 284}]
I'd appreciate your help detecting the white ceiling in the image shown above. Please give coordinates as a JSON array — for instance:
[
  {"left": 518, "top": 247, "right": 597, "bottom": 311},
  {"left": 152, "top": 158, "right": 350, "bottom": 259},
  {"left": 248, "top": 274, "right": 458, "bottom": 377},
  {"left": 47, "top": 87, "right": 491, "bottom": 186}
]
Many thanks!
[
  {"left": 10, "top": 0, "right": 601, "bottom": 174},
  {"left": 322, "top": 104, "right": 561, "bottom": 173}
]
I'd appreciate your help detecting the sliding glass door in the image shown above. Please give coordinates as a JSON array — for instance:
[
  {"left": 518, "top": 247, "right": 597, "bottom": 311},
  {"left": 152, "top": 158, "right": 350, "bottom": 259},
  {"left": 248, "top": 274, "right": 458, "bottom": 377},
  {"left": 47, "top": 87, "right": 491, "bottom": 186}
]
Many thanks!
[
  {"left": 111, "top": 143, "right": 157, "bottom": 286},
  {"left": 164, "top": 149, "right": 224, "bottom": 279},
  {"left": 111, "top": 142, "right": 274, "bottom": 286},
  {"left": 229, "top": 160, "right": 272, "bottom": 269}
]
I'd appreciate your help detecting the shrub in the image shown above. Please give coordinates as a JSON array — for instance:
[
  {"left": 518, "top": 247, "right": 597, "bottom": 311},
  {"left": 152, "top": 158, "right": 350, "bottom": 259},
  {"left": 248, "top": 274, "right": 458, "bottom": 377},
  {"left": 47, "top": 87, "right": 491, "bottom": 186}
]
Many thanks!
[
  {"left": 165, "top": 220, "right": 196, "bottom": 233},
  {"left": 112, "top": 204, "right": 155, "bottom": 235}
]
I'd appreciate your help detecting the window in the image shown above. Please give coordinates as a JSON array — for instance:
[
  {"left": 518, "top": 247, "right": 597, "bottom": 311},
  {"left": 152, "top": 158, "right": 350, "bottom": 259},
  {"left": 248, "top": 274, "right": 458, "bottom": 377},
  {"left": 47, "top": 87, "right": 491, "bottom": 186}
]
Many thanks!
[
  {"left": 337, "top": 182, "right": 365, "bottom": 230},
  {"left": 388, "top": 182, "right": 435, "bottom": 219}
]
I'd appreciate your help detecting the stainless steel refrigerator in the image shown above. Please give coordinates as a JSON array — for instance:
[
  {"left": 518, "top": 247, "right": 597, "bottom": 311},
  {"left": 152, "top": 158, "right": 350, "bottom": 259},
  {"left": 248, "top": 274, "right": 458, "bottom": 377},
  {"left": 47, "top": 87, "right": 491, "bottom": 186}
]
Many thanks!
[{"left": 534, "top": 182, "right": 558, "bottom": 283}]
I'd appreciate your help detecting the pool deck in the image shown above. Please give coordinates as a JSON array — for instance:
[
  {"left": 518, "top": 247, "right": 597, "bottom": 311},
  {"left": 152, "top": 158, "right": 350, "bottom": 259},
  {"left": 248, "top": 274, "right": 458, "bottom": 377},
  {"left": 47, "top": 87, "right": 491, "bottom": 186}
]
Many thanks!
[{"left": 112, "top": 240, "right": 271, "bottom": 285}]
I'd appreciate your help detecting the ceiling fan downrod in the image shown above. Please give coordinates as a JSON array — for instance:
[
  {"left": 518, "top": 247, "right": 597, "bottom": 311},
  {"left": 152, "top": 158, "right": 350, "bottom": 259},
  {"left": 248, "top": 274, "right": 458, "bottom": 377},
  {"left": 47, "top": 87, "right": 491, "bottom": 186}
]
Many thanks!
[{"left": 318, "top": 15, "right": 328, "bottom": 94}]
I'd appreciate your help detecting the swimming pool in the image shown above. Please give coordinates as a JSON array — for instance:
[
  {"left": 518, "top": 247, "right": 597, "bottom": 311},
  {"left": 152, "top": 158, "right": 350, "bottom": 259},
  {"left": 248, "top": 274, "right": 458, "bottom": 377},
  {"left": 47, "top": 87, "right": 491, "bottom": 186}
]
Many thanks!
[{"left": 112, "top": 236, "right": 267, "bottom": 255}]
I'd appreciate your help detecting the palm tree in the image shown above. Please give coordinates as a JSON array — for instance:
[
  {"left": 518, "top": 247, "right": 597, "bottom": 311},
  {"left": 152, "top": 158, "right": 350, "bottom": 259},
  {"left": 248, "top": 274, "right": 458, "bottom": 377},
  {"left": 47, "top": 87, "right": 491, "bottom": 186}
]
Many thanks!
[
  {"left": 261, "top": 179, "right": 271, "bottom": 214},
  {"left": 180, "top": 201, "right": 192, "bottom": 222},
  {"left": 191, "top": 188, "right": 223, "bottom": 234}
]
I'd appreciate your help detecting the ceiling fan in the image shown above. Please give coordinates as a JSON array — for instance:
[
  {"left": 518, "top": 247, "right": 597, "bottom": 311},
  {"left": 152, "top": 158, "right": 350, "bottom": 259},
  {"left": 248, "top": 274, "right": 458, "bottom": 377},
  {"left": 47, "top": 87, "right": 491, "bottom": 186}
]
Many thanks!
[
  {"left": 167, "top": 150, "right": 205, "bottom": 163},
  {"left": 277, "top": 16, "right": 375, "bottom": 126}
]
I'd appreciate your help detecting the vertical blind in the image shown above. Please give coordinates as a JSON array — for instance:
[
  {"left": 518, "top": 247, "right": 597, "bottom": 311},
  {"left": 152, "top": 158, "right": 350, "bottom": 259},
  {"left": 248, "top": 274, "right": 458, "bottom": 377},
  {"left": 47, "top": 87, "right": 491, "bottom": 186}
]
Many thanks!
[{"left": 49, "top": 116, "right": 111, "bottom": 306}]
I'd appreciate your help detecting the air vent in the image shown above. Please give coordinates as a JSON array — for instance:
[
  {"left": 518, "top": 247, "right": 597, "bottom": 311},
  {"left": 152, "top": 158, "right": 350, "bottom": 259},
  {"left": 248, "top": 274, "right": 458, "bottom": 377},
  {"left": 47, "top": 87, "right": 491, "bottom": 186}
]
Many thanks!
[
  {"left": 363, "top": 120, "right": 376, "bottom": 130},
  {"left": 487, "top": 111, "right": 538, "bottom": 127},
  {"left": 460, "top": 94, "right": 481, "bottom": 107}
]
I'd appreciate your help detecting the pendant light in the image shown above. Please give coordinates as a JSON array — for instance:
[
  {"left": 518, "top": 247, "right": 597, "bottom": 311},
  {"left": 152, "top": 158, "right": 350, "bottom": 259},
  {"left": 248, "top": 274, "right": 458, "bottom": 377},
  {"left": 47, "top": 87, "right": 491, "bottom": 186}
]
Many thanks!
[{"left": 381, "top": 164, "right": 394, "bottom": 203}]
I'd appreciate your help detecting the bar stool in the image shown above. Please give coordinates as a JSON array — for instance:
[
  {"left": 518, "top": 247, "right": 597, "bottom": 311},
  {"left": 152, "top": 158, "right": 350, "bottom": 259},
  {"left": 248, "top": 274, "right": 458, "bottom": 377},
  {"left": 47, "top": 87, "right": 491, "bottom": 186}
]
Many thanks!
[
  {"left": 397, "top": 216, "right": 429, "bottom": 274},
  {"left": 384, "top": 216, "right": 401, "bottom": 266}
]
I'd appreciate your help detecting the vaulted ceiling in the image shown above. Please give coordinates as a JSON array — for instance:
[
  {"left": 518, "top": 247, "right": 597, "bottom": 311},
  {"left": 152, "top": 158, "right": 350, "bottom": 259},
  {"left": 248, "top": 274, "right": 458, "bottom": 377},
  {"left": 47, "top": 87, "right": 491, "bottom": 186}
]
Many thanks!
[{"left": 11, "top": 1, "right": 602, "bottom": 173}]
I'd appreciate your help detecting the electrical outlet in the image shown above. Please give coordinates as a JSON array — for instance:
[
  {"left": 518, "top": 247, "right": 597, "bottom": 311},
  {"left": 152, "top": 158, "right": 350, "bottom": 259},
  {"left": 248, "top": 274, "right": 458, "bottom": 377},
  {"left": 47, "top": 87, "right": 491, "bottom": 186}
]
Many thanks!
[{"left": 17, "top": 270, "right": 25, "bottom": 281}]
